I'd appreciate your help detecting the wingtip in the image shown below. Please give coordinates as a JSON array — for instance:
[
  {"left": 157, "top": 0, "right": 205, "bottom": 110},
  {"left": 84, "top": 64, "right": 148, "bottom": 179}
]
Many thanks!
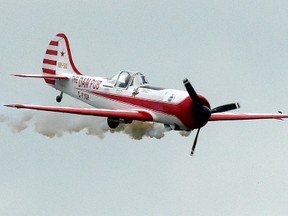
[
  {"left": 4, "top": 104, "right": 20, "bottom": 108},
  {"left": 4, "top": 104, "right": 14, "bottom": 108},
  {"left": 10, "top": 74, "right": 27, "bottom": 78}
]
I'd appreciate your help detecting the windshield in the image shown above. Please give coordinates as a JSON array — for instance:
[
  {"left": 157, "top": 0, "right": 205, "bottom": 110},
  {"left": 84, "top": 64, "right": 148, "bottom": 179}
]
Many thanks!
[
  {"left": 108, "top": 71, "right": 149, "bottom": 88},
  {"left": 115, "top": 71, "right": 131, "bottom": 88},
  {"left": 130, "top": 73, "right": 149, "bottom": 86}
]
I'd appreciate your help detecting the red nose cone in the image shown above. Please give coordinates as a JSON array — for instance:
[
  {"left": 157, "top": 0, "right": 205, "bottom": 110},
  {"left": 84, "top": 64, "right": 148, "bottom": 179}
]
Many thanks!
[
  {"left": 177, "top": 95, "right": 211, "bottom": 129},
  {"left": 198, "top": 94, "right": 211, "bottom": 109},
  {"left": 195, "top": 95, "right": 211, "bottom": 127}
]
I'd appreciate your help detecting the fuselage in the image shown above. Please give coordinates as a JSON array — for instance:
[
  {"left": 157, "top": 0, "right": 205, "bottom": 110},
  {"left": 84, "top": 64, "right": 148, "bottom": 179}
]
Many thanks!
[{"left": 55, "top": 71, "right": 210, "bottom": 130}]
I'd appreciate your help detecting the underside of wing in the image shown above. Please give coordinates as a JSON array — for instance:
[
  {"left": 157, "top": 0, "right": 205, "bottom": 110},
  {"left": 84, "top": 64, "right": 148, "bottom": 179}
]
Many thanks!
[
  {"left": 210, "top": 113, "right": 288, "bottom": 121},
  {"left": 5, "top": 104, "right": 153, "bottom": 121},
  {"left": 12, "top": 74, "right": 69, "bottom": 79}
]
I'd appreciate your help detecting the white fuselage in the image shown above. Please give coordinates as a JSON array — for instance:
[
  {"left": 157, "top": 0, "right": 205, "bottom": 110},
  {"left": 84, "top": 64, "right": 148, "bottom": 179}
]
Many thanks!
[{"left": 55, "top": 73, "right": 192, "bottom": 130}]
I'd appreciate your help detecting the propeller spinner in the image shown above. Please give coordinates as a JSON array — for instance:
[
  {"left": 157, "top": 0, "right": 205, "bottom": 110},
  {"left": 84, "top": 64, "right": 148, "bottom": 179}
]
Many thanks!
[{"left": 183, "top": 78, "right": 240, "bottom": 156}]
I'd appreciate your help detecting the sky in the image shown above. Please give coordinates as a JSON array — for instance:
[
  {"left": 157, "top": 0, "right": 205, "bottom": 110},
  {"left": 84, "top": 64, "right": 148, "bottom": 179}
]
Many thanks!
[{"left": 1, "top": 0, "right": 288, "bottom": 215}]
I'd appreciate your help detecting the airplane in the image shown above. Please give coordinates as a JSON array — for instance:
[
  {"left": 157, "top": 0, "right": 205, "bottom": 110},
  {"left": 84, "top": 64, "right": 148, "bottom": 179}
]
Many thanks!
[{"left": 5, "top": 33, "right": 288, "bottom": 155}]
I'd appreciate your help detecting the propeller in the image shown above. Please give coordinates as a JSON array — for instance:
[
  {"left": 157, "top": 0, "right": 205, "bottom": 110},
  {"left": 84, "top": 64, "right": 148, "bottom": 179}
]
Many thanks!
[
  {"left": 183, "top": 78, "right": 240, "bottom": 156},
  {"left": 191, "top": 128, "right": 200, "bottom": 155},
  {"left": 183, "top": 79, "right": 211, "bottom": 122},
  {"left": 211, "top": 103, "right": 240, "bottom": 113}
]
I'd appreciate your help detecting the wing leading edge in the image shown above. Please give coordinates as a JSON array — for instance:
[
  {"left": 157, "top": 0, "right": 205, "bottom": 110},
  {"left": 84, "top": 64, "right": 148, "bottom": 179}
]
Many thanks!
[
  {"left": 210, "top": 113, "right": 288, "bottom": 121},
  {"left": 5, "top": 104, "right": 153, "bottom": 121}
]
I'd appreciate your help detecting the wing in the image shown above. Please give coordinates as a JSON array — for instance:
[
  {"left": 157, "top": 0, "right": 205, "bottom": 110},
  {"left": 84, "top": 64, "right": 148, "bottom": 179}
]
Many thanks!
[
  {"left": 210, "top": 113, "right": 288, "bottom": 121},
  {"left": 4, "top": 104, "right": 153, "bottom": 121},
  {"left": 12, "top": 74, "right": 69, "bottom": 79}
]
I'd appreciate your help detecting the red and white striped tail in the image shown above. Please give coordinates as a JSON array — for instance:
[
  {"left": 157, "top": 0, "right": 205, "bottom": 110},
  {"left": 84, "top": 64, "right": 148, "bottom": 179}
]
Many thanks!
[{"left": 42, "top": 33, "right": 82, "bottom": 87}]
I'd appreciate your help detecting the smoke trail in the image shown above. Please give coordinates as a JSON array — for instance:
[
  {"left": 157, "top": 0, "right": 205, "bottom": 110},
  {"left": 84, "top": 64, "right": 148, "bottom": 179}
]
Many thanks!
[
  {"left": 179, "top": 130, "right": 191, "bottom": 137},
  {"left": 32, "top": 112, "right": 108, "bottom": 138},
  {"left": 0, "top": 114, "right": 6, "bottom": 122},
  {"left": 1, "top": 112, "right": 33, "bottom": 133},
  {"left": 0, "top": 111, "right": 185, "bottom": 139},
  {"left": 123, "top": 121, "right": 165, "bottom": 140}
]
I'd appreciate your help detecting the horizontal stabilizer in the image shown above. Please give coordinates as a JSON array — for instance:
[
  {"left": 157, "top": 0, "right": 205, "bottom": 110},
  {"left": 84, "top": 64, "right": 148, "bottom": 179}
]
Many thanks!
[{"left": 12, "top": 74, "right": 69, "bottom": 79}]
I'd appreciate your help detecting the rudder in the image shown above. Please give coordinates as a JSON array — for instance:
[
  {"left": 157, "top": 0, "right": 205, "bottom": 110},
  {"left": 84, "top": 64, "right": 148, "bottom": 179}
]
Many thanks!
[{"left": 42, "top": 33, "right": 82, "bottom": 87}]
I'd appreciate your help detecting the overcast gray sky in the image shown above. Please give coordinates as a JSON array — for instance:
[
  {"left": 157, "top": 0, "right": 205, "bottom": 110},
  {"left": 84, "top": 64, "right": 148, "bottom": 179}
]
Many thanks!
[{"left": 1, "top": 0, "right": 288, "bottom": 215}]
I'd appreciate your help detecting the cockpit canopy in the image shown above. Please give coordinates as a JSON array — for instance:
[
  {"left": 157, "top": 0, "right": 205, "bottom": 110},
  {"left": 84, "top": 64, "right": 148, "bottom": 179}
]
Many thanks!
[{"left": 109, "top": 71, "right": 149, "bottom": 88}]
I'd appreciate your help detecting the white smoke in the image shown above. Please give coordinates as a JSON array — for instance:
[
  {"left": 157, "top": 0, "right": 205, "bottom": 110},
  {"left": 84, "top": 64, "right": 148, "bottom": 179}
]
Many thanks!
[
  {"left": 179, "top": 130, "right": 191, "bottom": 137},
  {"left": 0, "top": 111, "right": 191, "bottom": 140},
  {"left": 0, "top": 112, "right": 33, "bottom": 133}
]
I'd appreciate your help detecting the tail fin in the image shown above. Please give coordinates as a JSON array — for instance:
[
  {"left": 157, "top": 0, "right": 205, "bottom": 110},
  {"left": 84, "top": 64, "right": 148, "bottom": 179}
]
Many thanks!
[{"left": 42, "top": 33, "right": 82, "bottom": 86}]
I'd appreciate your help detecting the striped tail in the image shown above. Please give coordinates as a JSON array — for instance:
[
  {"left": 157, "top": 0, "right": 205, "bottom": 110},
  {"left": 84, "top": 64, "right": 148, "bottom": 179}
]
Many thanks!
[{"left": 42, "top": 33, "right": 82, "bottom": 87}]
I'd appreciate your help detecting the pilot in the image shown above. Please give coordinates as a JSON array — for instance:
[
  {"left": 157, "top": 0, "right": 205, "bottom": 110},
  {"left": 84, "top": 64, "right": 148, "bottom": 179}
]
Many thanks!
[
  {"left": 124, "top": 75, "right": 130, "bottom": 87},
  {"left": 118, "top": 74, "right": 130, "bottom": 88},
  {"left": 123, "top": 74, "right": 130, "bottom": 88}
]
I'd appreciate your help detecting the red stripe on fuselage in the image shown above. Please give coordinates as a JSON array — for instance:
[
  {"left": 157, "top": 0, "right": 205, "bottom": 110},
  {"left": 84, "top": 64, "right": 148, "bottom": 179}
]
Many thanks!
[{"left": 86, "top": 90, "right": 210, "bottom": 129}]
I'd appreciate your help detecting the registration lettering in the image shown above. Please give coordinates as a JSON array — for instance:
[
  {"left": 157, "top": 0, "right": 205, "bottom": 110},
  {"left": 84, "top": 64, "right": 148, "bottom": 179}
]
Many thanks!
[
  {"left": 78, "top": 91, "right": 89, "bottom": 100},
  {"left": 58, "top": 62, "right": 68, "bottom": 69},
  {"left": 72, "top": 76, "right": 102, "bottom": 90}
]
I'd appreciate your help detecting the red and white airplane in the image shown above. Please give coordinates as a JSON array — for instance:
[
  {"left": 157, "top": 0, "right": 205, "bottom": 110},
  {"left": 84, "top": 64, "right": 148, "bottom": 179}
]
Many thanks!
[{"left": 5, "top": 33, "right": 288, "bottom": 155}]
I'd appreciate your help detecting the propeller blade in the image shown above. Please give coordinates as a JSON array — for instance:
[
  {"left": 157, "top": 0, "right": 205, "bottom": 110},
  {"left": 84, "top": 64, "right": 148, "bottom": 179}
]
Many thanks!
[
  {"left": 183, "top": 78, "right": 201, "bottom": 106},
  {"left": 211, "top": 102, "right": 240, "bottom": 113},
  {"left": 191, "top": 128, "right": 201, "bottom": 156}
]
